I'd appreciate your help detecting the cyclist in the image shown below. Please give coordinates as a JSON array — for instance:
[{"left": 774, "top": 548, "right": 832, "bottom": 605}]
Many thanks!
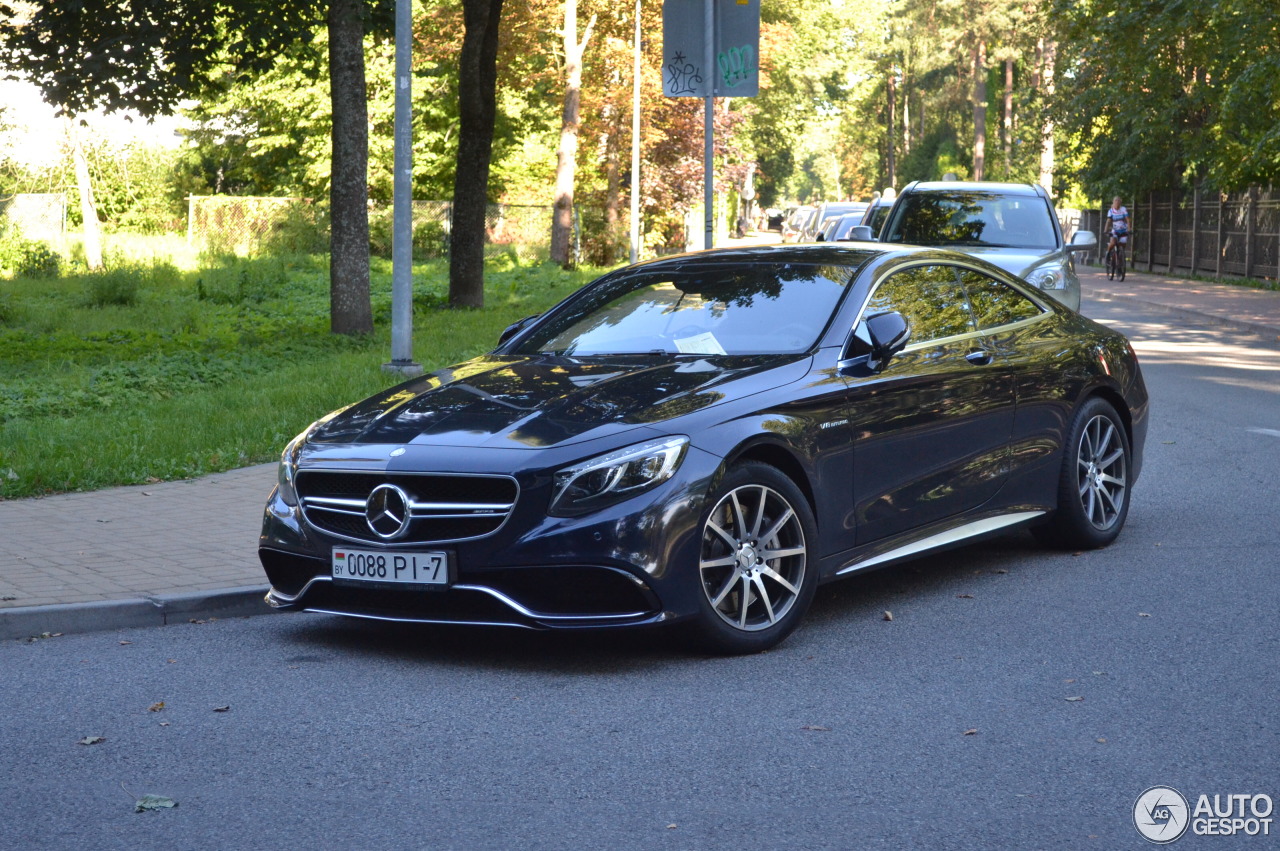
[{"left": 1106, "top": 196, "right": 1130, "bottom": 259}]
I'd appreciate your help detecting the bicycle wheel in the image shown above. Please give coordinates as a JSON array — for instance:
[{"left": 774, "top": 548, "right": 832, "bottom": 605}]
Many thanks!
[
  {"left": 1117, "top": 245, "right": 1126, "bottom": 281},
  {"left": 1106, "top": 246, "right": 1116, "bottom": 280}
]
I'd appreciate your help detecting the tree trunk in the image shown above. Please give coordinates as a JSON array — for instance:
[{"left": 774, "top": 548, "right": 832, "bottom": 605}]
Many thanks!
[
  {"left": 327, "top": 0, "right": 373, "bottom": 335},
  {"left": 449, "top": 0, "right": 506, "bottom": 308},
  {"left": 603, "top": 123, "right": 621, "bottom": 266},
  {"left": 971, "top": 41, "right": 986, "bottom": 181},
  {"left": 901, "top": 81, "right": 911, "bottom": 161},
  {"left": 886, "top": 69, "right": 896, "bottom": 189},
  {"left": 65, "top": 118, "right": 102, "bottom": 270},
  {"left": 1038, "top": 40, "right": 1056, "bottom": 193},
  {"left": 1002, "top": 58, "right": 1013, "bottom": 179},
  {"left": 550, "top": 2, "right": 593, "bottom": 268}
]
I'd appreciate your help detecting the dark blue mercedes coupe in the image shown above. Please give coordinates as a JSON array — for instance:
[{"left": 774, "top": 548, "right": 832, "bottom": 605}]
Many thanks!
[{"left": 259, "top": 243, "right": 1148, "bottom": 653}]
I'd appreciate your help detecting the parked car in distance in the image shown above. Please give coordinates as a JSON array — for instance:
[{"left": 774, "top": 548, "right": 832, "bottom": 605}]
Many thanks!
[
  {"left": 781, "top": 206, "right": 814, "bottom": 242},
  {"left": 860, "top": 188, "right": 897, "bottom": 238},
  {"left": 260, "top": 243, "right": 1147, "bottom": 654},
  {"left": 879, "top": 181, "right": 1095, "bottom": 311},
  {"left": 800, "top": 201, "right": 869, "bottom": 242},
  {"left": 817, "top": 213, "right": 872, "bottom": 242}
]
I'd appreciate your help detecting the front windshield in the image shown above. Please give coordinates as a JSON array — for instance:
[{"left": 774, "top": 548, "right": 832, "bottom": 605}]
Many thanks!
[
  {"left": 884, "top": 191, "right": 1057, "bottom": 249},
  {"left": 514, "top": 263, "right": 857, "bottom": 357}
]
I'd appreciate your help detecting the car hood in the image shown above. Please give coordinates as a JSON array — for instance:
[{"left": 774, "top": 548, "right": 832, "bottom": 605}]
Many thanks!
[
  {"left": 309, "top": 353, "right": 810, "bottom": 450},
  {"left": 946, "top": 246, "right": 1060, "bottom": 277}
]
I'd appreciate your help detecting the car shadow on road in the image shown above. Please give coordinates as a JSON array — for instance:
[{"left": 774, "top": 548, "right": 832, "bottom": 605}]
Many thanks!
[{"left": 274, "top": 531, "right": 1055, "bottom": 671}]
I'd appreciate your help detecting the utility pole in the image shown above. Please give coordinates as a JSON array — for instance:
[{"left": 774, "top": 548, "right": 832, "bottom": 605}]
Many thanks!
[{"left": 385, "top": 0, "right": 422, "bottom": 376}]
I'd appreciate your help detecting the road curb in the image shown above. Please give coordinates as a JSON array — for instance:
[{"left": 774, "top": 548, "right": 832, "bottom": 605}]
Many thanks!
[
  {"left": 1086, "top": 287, "right": 1280, "bottom": 341},
  {"left": 0, "top": 585, "right": 273, "bottom": 641}
]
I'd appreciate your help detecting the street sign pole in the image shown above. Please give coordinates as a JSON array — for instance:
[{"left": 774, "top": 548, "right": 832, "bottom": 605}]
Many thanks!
[
  {"left": 703, "top": 0, "right": 714, "bottom": 250},
  {"left": 384, "top": 0, "right": 422, "bottom": 376}
]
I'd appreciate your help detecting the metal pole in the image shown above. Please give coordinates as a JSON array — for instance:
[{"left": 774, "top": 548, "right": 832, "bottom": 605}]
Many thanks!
[
  {"left": 703, "top": 0, "right": 714, "bottom": 250},
  {"left": 385, "top": 0, "right": 422, "bottom": 376},
  {"left": 629, "top": 0, "right": 641, "bottom": 265}
]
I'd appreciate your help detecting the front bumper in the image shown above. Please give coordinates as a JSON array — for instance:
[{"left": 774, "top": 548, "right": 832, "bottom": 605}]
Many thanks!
[{"left": 258, "top": 444, "right": 722, "bottom": 630}]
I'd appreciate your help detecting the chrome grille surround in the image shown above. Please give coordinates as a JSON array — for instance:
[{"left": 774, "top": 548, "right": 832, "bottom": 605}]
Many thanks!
[{"left": 296, "top": 470, "right": 519, "bottom": 546}]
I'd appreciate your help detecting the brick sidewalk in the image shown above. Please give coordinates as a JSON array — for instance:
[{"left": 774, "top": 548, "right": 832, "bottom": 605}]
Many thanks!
[{"left": 0, "top": 464, "right": 273, "bottom": 610}]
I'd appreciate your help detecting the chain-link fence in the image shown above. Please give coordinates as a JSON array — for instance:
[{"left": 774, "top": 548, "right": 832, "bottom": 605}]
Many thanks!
[
  {"left": 0, "top": 193, "right": 67, "bottom": 242},
  {"left": 187, "top": 194, "right": 634, "bottom": 265},
  {"left": 1079, "top": 187, "right": 1280, "bottom": 280}
]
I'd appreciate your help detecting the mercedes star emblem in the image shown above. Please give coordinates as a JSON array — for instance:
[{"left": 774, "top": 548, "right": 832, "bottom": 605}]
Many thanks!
[{"left": 365, "top": 483, "right": 412, "bottom": 539}]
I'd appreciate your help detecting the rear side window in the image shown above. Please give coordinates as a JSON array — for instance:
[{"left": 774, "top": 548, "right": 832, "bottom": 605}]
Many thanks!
[
  {"left": 959, "top": 270, "right": 1045, "bottom": 330},
  {"left": 862, "top": 265, "right": 976, "bottom": 345}
]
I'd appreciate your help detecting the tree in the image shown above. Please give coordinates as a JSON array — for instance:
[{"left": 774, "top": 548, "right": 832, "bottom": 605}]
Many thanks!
[
  {"left": 549, "top": 0, "right": 593, "bottom": 269},
  {"left": 0, "top": 0, "right": 391, "bottom": 335},
  {"left": 447, "top": 0, "right": 505, "bottom": 309}
]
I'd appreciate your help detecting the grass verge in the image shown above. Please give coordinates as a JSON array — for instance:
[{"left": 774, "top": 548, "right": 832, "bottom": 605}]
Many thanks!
[{"left": 1, "top": 253, "right": 605, "bottom": 499}]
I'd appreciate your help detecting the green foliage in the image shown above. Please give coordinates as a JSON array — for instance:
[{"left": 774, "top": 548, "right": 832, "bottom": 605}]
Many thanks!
[
  {"left": 1053, "top": 0, "right": 1280, "bottom": 195},
  {"left": 0, "top": 238, "right": 63, "bottom": 279},
  {"left": 0, "top": 248, "right": 607, "bottom": 498}
]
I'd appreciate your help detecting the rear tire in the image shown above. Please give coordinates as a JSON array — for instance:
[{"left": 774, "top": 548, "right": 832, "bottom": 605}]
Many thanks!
[
  {"left": 1106, "top": 246, "right": 1117, "bottom": 280},
  {"left": 1034, "top": 397, "right": 1132, "bottom": 550},
  {"left": 688, "top": 462, "right": 818, "bottom": 654},
  {"left": 1117, "top": 245, "right": 1126, "bottom": 281}
]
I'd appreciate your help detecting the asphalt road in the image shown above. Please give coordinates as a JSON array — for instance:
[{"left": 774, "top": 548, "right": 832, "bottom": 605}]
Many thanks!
[{"left": 2, "top": 296, "right": 1278, "bottom": 850}]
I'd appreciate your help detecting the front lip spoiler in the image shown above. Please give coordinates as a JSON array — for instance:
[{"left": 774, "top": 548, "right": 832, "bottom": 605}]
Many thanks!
[{"left": 265, "top": 576, "right": 661, "bottom": 629}]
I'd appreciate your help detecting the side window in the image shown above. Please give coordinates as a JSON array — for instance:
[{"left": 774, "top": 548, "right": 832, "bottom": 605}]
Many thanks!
[
  {"left": 959, "top": 270, "right": 1044, "bottom": 330},
  {"left": 863, "top": 265, "right": 975, "bottom": 346}
]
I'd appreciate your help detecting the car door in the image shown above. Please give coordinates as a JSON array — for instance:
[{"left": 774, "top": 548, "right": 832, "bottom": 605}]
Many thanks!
[{"left": 844, "top": 263, "right": 1016, "bottom": 545}]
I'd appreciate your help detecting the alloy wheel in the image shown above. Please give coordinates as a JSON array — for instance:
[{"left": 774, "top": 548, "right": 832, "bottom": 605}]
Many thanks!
[
  {"left": 1076, "top": 413, "right": 1128, "bottom": 530},
  {"left": 699, "top": 484, "right": 807, "bottom": 632}
]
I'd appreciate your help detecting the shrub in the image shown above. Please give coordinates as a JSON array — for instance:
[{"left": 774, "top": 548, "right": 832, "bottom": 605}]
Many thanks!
[
  {"left": 85, "top": 267, "right": 141, "bottom": 307},
  {"left": 195, "top": 256, "right": 287, "bottom": 304},
  {"left": 0, "top": 291, "right": 15, "bottom": 324}
]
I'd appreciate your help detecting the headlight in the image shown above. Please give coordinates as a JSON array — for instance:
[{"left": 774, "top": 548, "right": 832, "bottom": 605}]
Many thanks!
[
  {"left": 1031, "top": 267, "right": 1066, "bottom": 290},
  {"left": 551, "top": 437, "right": 689, "bottom": 517},
  {"left": 276, "top": 429, "right": 308, "bottom": 507}
]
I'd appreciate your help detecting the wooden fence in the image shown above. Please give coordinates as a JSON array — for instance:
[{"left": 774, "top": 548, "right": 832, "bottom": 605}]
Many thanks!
[{"left": 1078, "top": 187, "right": 1280, "bottom": 281}]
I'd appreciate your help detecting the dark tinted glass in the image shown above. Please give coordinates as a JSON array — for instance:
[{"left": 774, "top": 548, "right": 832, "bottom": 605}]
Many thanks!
[
  {"left": 885, "top": 191, "right": 1057, "bottom": 249},
  {"left": 960, "top": 270, "right": 1044, "bottom": 329},
  {"left": 515, "top": 263, "right": 857, "bottom": 356},
  {"left": 862, "top": 265, "right": 975, "bottom": 345}
]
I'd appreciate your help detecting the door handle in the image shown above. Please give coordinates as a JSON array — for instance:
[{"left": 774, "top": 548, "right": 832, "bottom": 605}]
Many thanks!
[{"left": 965, "top": 349, "right": 993, "bottom": 366}]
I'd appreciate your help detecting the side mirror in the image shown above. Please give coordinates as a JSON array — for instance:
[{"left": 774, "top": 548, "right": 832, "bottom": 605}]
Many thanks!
[
  {"left": 498, "top": 314, "right": 540, "bottom": 346},
  {"left": 847, "top": 225, "right": 875, "bottom": 242},
  {"left": 864, "top": 311, "right": 911, "bottom": 371},
  {"left": 1067, "top": 231, "right": 1097, "bottom": 252}
]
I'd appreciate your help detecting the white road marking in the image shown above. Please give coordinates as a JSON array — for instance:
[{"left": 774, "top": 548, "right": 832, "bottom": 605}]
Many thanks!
[{"left": 1246, "top": 428, "right": 1280, "bottom": 438}]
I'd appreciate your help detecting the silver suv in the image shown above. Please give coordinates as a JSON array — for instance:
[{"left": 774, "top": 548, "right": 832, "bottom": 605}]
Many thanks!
[{"left": 879, "top": 181, "right": 1095, "bottom": 311}]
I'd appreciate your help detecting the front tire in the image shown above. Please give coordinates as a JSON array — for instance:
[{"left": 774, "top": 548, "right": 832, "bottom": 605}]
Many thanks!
[
  {"left": 689, "top": 462, "right": 818, "bottom": 654},
  {"left": 1034, "top": 397, "right": 1132, "bottom": 550}
]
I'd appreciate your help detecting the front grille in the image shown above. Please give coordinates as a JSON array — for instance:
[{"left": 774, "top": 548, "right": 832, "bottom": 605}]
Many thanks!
[{"left": 296, "top": 470, "right": 519, "bottom": 545}]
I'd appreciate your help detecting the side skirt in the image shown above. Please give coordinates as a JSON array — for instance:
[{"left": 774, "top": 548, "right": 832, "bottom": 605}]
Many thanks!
[{"left": 835, "top": 510, "right": 1046, "bottom": 576}]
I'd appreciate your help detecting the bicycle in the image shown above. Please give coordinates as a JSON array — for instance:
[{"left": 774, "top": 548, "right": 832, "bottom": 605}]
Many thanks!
[{"left": 1105, "top": 233, "right": 1127, "bottom": 281}]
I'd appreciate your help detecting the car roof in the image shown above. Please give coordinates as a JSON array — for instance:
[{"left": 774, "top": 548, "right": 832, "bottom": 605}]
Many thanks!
[
  {"left": 905, "top": 181, "right": 1044, "bottom": 197},
  {"left": 630, "top": 244, "right": 887, "bottom": 270}
]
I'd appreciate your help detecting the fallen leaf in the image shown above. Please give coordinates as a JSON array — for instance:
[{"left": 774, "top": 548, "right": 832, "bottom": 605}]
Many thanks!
[
  {"left": 1161, "top": 441, "right": 1176, "bottom": 444},
  {"left": 1064, "top": 679, "right": 1076, "bottom": 683},
  {"left": 148, "top": 702, "right": 165, "bottom": 712},
  {"left": 134, "top": 794, "right": 177, "bottom": 813},
  {"left": 800, "top": 725, "right": 831, "bottom": 732},
  {"left": 96, "top": 519, "right": 111, "bottom": 524},
  {"left": 77, "top": 736, "right": 106, "bottom": 746},
  {"left": 140, "top": 491, "right": 152, "bottom": 496},
  {"left": 994, "top": 569, "right": 1008, "bottom": 574},
  {"left": 962, "top": 729, "right": 978, "bottom": 736},
  {"left": 1138, "top": 612, "right": 1151, "bottom": 618},
  {"left": 119, "top": 641, "right": 132, "bottom": 645},
  {"left": 212, "top": 705, "right": 230, "bottom": 713},
  {"left": 189, "top": 619, "right": 206, "bottom": 625},
  {"left": 1065, "top": 696, "right": 1084, "bottom": 702},
  {"left": 1092, "top": 671, "right": 1106, "bottom": 676},
  {"left": 666, "top": 824, "right": 678, "bottom": 830},
  {"left": 158, "top": 721, "right": 170, "bottom": 727},
  {"left": 956, "top": 593, "right": 974, "bottom": 599},
  {"left": 1096, "top": 737, "right": 1107, "bottom": 743},
  {"left": 882, "top": 611, "right": 893, "bottom": 621},
  {"left": 145, "top": 476, "right": 161, "bottom": 483}
]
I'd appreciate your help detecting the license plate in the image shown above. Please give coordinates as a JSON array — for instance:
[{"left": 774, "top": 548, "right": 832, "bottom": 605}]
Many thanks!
[{"left": 332, "top": 547, "right": 450, "bottom": 586}]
